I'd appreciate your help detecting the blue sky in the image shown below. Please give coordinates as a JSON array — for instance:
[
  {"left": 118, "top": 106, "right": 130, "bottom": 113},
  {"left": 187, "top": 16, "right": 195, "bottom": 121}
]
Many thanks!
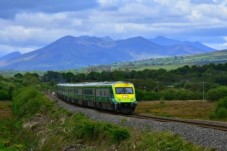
[{"left": 0, "top": 0, "right": 227, "bottom": 56}]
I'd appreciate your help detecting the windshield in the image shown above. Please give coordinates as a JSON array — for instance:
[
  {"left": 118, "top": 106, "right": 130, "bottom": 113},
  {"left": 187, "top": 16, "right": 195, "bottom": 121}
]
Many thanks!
[{"left": 115, "top": 87, "right": 133, "bottom": 94}]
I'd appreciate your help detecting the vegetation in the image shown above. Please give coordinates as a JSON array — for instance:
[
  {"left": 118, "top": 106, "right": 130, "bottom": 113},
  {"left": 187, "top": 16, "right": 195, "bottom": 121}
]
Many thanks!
[
  {"left": 0, "top": 76, "right": 212, "bottom": 150},
  {"left": 87, "top": 49, "right": 227, "bottom": 71},
  {"left": 206, "top": 86, "right": 227, "bottom": 101},
  {"left": 211, "top": 97, "right": 227, "bottom": 119},
  {"left": 0, "top": 102, "right": 12, "bottom": 120},
  {"left": 136, "top": 101, "right": 215, "bottom": 119},
  {"left": 13, "top": 86, "right": 52, "bottom": 118},
  {"left": 1, "top": 62, "right": 227, "bottom": 150},
  {"left": 42, "top": 63, "right": 227, "bottom": 101},
  {"left": 0, "top": 90, "right": 9, "bottom": 100},
  {"left": 137, "top": 132, "right": 203, "bottom": 151}
]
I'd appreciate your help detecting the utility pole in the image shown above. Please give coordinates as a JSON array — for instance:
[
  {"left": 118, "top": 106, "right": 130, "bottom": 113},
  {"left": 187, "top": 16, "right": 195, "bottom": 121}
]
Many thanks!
[
  {"left": 156, "top": 81, "right": 160, "bottom": 92},
  {"left": 202, "top": 82, "right": 205, "bottom": 101}
]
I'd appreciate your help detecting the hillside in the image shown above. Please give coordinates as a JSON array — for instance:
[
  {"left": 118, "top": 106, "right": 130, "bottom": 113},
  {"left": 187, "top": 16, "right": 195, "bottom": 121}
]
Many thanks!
[
  {"left": 0, "top": 35, "right": 215, "bottom": 71},
  {"left": 109, "top": 49, "right": 227, "bottom": 71},
  {"left": 0, "top": 51, "right": 21, "bottom": 66}
]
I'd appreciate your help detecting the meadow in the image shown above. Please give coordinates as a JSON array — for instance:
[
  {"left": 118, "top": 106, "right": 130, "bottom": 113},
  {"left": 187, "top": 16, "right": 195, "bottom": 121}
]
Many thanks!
[{"left": 136, "top": 100, "right": 216, "bottom": 119}]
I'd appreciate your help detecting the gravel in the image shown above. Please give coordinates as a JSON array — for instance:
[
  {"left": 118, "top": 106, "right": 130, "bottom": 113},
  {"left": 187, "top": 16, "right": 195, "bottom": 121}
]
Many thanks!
[{"left": 50, "top": 95, "right": 227, "bottom": 151}]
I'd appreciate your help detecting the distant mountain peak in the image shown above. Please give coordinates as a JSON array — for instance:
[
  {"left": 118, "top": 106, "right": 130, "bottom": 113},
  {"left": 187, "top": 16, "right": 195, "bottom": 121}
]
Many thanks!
[
  {"left": 0, "top": 51, "right": 22, "bottom": 64},
  {"left": 152, "top": 36, "right": 181, "bottom": 46},
  {"left": 60, "top": 35, "right": 75, "bottom": 40},
  {"left": 100, "top": 36, "right": 113, "bottom": 41},
  {"left": 154, "top": 36, "right": 168, "bottom": 40}
]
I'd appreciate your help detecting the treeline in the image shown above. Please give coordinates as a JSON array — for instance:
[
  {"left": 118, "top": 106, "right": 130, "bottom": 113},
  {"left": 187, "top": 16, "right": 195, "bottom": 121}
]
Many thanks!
[
  {"left": 42, "top": 63, "right": 227, "bottom": 84},
  {"left": 40, "top": 63, "right": 227, "bottom": 101}
]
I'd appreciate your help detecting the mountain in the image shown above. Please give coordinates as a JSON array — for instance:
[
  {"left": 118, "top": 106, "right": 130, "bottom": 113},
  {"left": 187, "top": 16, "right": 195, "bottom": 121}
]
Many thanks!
[
  {"left": 0, "top": 36, "right": 216, "bottom": 70},
  {"left": 151, "top": 36, "right": 214, "bottom": 52},
  {"left": 151, "top": 36, "right": 181, "bottom": 46},
  {"left": 0, "top": 51, "right": 21, "bottom": 66}
]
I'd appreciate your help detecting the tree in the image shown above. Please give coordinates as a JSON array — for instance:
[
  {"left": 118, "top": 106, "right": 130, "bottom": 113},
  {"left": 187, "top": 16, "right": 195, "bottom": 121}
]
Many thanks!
[
  {"left": 0, "top": 90, "right": 9, "bottom": 100},
  {"left": 14, "top": 73, "right": 23, "bottom": 79}
]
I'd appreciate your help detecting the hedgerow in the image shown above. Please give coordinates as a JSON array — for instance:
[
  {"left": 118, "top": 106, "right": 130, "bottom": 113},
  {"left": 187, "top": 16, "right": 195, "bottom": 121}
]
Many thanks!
[
  {"left": 206, "top": 86, "right": 227, "bottom": 101},
  {"left": 13, "top": 86, "right": 52, "bottom": 118}
]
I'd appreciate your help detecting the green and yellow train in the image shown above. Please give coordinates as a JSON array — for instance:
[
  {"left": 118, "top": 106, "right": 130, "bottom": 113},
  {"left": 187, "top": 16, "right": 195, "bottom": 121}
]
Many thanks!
[{"left": 57, "top": 81, "right": 137, "bottom": 114}]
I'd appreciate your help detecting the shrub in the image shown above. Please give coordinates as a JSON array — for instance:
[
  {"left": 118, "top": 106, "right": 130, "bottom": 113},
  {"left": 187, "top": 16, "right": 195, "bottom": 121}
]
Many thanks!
[
  {"left": 160, "top": 88, "right": 196, "bottom": 100},
  {"left": 213, "top": 96, "right": 227, "bottom": 119},
  {"left": 137, "top": 132, "right": 204, "bottom": 151},
  {"left": 206, "top": 86, "right": 227, "bottom": 101},
  {"left": 215, "top": 108, "right": 227, "bottom": 119},
  {"left": 0, "top": 119, "right": 37, "bottom": 150},
  {"left": 136, "top": 89, "right": 160, "bottom": 101},
  {"left": 0, "top": 90, "right": 9, "bottom": 100},
  {"left": 13, "top": 87, "right": 52, "bottom": 118},
  {"left": 71, "top": 114, "right": 130, "bottom": 144}
]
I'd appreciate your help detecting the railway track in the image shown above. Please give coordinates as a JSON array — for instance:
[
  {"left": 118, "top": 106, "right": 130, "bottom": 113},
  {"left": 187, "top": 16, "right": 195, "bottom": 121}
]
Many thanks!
[
  {"left": 47, "top": 93, "right": 227, "bottom": 132},
  {"left": 129, "top": 114, "right": 227, "bottom": 132}
]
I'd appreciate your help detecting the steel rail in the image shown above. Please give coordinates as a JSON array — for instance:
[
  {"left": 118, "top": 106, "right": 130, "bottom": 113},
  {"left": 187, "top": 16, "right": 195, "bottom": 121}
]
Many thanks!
[{"left": 129, "top": 114, "right": 227, "bottom": 131}]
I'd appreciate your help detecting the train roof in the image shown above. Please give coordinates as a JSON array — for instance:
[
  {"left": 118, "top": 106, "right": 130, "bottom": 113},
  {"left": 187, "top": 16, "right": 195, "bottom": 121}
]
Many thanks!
[{"left": 57, "top": 81, "right": 132, "bottom": 87}]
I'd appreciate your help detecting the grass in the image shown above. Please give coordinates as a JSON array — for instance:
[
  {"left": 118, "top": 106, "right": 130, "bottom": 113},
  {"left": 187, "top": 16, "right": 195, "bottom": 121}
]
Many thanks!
[
  {"left": 135, "top": 100, "right": 216, "bottom": 119},
  {"left": 0, "top": 101, "right": 13, "bottom": 120},
  {"left": 136, "top": 64, "right": 186, "bottom": 71}
]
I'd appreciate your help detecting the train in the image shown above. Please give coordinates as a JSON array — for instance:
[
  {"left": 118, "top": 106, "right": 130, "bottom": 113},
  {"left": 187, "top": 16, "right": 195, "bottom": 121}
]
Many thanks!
[{"left": 56, "top": 81, "right": 137, "bottom": 114}]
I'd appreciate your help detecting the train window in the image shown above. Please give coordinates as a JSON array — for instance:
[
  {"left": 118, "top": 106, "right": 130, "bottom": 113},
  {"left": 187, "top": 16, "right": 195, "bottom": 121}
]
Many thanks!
[
  {"left": 95, "top": 88, "right": 109, "bottom": 96},
  {"left": 125, "top": 88, "right": 133, "bottom": 94},
  {"left": 104, "top": 89, "right": 109, "bottom": 96},
  {"left": 116, "top": 88, "right": 124, "bottom": 94},
  {"left": 74, "top": 88, "right": 78, "bottom": 94},
  {"left": 115, "top": 87, "right": 133, "bottom": 94},
  {"left": 95, "top": 89, "right": 100, "bottom": 96},
  {"left": 83, "top": 89, "right": 94, "bottom": 95},
  {"left": 69, "top": 87, "right": 73, "bottom": 93},
  {"left": 78, "top": 89, "right": 82, "bottom": 95}
]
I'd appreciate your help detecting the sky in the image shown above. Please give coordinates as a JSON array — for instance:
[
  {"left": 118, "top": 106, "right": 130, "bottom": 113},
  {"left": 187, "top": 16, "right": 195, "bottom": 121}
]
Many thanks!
[{"left": 0, "top": 0, "right": 227, "bottom": 56}]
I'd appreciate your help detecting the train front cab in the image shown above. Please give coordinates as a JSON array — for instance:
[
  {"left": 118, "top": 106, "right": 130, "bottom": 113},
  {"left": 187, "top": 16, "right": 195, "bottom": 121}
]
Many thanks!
[{"left": 112, "top": 82, "right": 137, "bottom": 114}]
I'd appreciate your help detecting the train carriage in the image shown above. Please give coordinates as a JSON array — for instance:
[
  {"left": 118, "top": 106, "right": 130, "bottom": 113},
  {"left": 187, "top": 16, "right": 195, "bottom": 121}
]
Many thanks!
[{"left": 57, "top": 81, "right": 137, "bottom": 114}]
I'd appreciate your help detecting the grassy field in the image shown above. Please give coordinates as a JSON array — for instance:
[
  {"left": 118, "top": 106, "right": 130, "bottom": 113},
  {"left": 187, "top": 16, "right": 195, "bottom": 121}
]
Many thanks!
[
  {"left": 135, "top": 64, "right": 185, "bottom": 71},
  {"left": 0, "top": 101, "right": 12, "bottom": 119},
  {"left": 135, "top": 100, "right": 216, "bottom": 119},
  {"left": 108, "top": 49, "right": 227, "bottom": 71}
]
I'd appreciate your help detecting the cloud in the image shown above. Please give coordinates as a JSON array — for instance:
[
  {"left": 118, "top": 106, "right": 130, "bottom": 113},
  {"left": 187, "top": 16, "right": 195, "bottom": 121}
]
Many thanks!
[
  {"left": 0, "top": 0, "right": 98, "bottom": 18},
  {"left": 0, "top": 0, "right": 227, "bottom": 55}
]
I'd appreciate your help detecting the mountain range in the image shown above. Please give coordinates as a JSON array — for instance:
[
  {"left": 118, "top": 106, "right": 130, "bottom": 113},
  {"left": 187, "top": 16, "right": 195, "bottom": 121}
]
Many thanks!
[{"left": 0, "top": 35, "right": 215, "bottom": 70}]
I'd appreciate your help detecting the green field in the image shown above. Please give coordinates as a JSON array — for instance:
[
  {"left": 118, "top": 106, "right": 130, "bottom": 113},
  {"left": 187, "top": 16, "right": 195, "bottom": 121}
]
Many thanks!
[{"left": 107, "top": 49, "right": 227, "bottom": 71}]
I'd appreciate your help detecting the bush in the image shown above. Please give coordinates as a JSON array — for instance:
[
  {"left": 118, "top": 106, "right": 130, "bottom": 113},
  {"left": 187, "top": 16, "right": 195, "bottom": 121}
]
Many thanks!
[
  {"left": 0, "top": 90, "right": 9, "bottom": 100},
  {"left": 0, "top": 119, "right": 37, "bottom": 150},
  {"left": 213, "top": 97, "right": 227, "bottom": 119},
  {"left": 136, "top": 89, "right": 160, "bottom": 101},
  {"left": 137, "top": 132, "right": 204, "bottom": 151},
  {"left": 160, "top": 88, "right": 198, "bottom": 100},
  {"left": 206, "top": 86, "right": 227, "bottom": 101},
  {"left": 13, "top": 87, "right": 52, "bottom": 118},
  {"left": 70, "top": 114, "right": 130, "bottom": 144}
]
